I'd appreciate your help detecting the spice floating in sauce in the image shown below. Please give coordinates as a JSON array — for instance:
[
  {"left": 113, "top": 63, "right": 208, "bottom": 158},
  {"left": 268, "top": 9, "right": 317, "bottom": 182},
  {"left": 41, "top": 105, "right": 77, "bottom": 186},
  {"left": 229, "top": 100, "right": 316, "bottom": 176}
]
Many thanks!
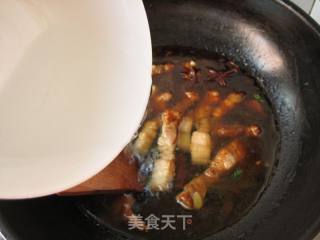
[{"left": 77, "top": 50, "right": 279, "bottom": 240}]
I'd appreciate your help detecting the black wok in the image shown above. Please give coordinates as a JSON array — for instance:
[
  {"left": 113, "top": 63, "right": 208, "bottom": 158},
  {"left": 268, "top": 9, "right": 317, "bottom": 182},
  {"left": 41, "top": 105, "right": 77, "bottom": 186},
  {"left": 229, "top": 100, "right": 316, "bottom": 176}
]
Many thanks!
[{"left": 1, "top": 0, "right": 320, "bottom": 239}]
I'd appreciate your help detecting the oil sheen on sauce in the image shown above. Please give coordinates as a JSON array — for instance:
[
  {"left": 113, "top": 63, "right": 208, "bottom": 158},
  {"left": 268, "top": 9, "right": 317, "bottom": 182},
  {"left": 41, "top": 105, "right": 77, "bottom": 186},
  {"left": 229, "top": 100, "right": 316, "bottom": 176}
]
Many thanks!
[{"left": 76, "top": 49, "right": 279, "bottom": 240}]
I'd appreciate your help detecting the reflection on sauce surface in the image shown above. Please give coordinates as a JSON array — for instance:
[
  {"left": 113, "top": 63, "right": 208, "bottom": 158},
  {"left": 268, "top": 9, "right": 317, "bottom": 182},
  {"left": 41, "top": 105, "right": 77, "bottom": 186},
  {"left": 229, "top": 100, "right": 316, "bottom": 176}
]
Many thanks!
[{"left": 77, "top": 49, "right": 279, "bottom": 240}]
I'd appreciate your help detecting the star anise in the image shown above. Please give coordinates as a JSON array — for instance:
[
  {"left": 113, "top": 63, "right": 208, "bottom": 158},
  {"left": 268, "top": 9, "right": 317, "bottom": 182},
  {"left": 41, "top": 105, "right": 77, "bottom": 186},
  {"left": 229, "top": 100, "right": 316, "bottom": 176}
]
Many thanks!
[{"left": 207, "top": 61, "right": 240, "bottom": 86}]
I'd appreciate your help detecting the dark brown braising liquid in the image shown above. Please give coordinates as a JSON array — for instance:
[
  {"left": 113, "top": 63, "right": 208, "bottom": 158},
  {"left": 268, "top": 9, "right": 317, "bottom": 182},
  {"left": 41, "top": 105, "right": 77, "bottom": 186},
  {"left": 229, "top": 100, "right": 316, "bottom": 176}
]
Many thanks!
[{"left": 77, "top": 49, "right": 279, "bottom": 240}]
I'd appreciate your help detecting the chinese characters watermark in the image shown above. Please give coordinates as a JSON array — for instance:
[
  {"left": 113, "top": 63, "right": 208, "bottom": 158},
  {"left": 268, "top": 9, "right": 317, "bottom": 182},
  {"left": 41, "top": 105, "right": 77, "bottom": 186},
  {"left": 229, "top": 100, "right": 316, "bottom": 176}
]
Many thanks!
[{"left": 128, "top": 214, "right": 192, "bottom": 231}]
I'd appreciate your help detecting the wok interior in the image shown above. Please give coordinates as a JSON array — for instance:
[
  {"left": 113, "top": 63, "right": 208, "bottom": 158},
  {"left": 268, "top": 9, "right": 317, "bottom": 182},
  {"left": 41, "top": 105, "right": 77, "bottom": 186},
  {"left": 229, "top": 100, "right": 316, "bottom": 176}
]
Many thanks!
[{"left": 0, "top": 1, "right": 320, "bottom": 240}]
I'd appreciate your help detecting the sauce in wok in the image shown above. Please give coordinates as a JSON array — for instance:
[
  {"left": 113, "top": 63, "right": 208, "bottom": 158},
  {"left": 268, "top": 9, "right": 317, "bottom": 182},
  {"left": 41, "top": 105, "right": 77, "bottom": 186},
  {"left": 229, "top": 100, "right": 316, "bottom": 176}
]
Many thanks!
[{"left": 77, "top": 49, "right": 279, "bottom": 240}]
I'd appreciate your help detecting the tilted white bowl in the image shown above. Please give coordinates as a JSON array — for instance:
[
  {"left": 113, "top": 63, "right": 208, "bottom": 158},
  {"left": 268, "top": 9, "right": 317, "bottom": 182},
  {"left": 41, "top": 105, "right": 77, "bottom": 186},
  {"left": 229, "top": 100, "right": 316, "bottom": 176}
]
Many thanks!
[{"left": 0, "top": 0, "right": 152, "bottom": 199}]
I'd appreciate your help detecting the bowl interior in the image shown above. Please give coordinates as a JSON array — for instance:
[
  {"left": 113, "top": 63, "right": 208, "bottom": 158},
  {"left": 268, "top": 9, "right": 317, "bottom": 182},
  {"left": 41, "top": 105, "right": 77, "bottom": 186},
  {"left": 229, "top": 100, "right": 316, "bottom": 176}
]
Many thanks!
[{"left": 0, "top": 0, "right": 151, "bottom": 199}]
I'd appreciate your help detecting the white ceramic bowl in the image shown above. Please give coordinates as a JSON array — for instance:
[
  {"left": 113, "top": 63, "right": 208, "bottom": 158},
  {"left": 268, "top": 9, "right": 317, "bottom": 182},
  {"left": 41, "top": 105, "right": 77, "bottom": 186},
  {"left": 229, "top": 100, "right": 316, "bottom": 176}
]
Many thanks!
[{"left": 0, "top": 0, "right": 152, "bottom": 199}]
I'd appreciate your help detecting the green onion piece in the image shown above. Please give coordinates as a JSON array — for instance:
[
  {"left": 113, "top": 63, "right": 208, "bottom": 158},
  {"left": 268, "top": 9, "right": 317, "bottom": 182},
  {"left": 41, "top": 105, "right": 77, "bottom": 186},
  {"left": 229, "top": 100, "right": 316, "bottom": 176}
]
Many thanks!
[
  {"left": 253, "top": 94, "right": 264, "bottom": 102},
  {"left": 231, "top": 168, "right": 243, "bottom": 179}
]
